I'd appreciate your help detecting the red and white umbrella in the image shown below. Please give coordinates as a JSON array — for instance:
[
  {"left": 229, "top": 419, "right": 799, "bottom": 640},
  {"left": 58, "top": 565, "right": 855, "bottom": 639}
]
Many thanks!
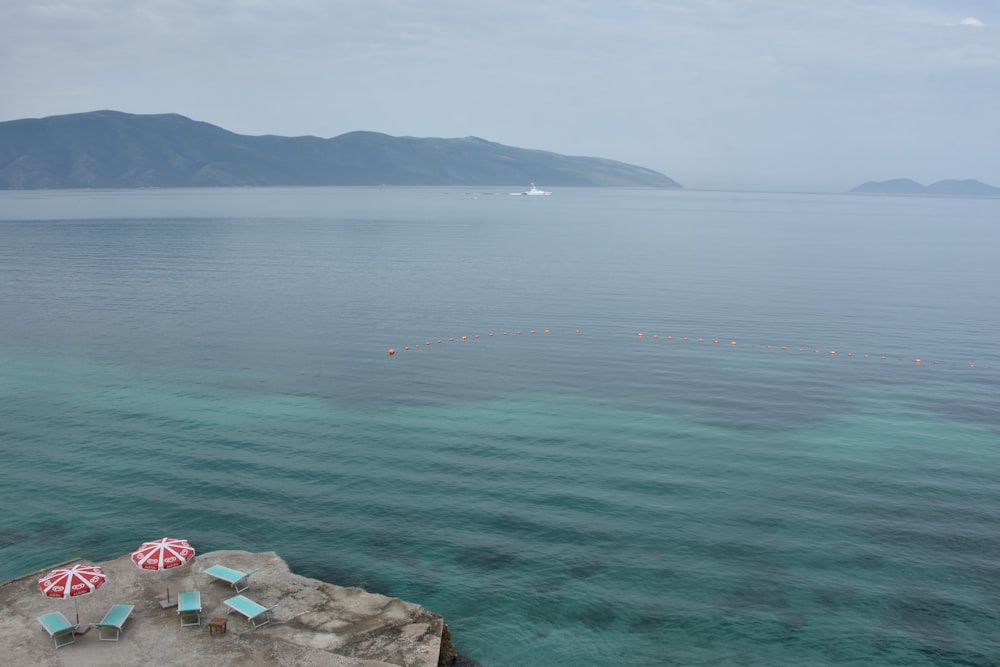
[
  {"left": 38, "top": 563, "right": 107, "bottom": 624},
  {"left": 131, "top": 537, "right": 195, "bottom": 605},
  {"left": 132, "top": 537, "right": 195, "bottom": 571}
]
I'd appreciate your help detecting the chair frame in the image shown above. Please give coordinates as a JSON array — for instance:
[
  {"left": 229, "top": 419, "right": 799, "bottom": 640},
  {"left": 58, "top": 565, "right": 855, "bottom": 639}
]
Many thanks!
[
  {"left": 94, "top": 604, "right": 135, "bottom": 641},
  {"left": 37, "top": 612, "right": 78, "bottom": 649},
  {"left": 177, "top": 591, "right": 202, "bottom": 627},
  {"left": 223, "top": 594, "right": 276, "bottom": 629},
  {"left": 205, "top": 564, "right": 257, "bottom": 593}
]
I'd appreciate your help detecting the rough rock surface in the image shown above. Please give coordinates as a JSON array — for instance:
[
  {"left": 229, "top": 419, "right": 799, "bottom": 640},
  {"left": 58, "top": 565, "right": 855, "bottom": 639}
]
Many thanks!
[{"left": 0, "top": 550, "right": 447, "bottom": 667}]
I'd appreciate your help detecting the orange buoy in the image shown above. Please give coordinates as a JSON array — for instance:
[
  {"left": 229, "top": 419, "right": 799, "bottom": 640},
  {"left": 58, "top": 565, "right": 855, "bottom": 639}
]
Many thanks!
[
  {"left": 438, "top": 339, "right": 443, "bottom": 344},
  {"left": 667, "top": 335, "right": 673, "bottom": 340},
  {"left": 637, "top": 332, "right": 644, "bottom": 338},
  {"left": 915, "top": 358, "right": 922, "bottom": 364},
  {"left": 652, "top": 334, "right": 658, "bottom": 339},
  {"left": 405, "top": 346, "right": 410, "bottom": 351},
  {"left": 475, "top": 334, "right": 480, "bottom": 339},
  {"left": 489, "top": 332, "right": 495, "bottom": 337},
  {"left": 713, "top": 339, "right": 719, "bottom": 344},
  {"left": 731, "top": 341, "right": 736, "bottom": 346},
  {"left": 544, "top": 329, "right": 550, "bottom": 334},
  {"left": 881, "top": 356, "right": 887, "bottom": 360},
  {"left": 782, "top": 346, "right": 788, "bottom": 350},
  {"left": 830, "top": 350, "right": 837, "bottom": 356},
  {"left": 864, "top": 354, "right": 869, "bottom": 358},
  {"left": 970, "top": 364, "right": 976, "bottom": 368},
  {"left": 847, "top": 352, "right": 853, "bottom": 357},
  {"left": 462, "top": 335, "right": 468, "bottom": 341},
  {"left": 388, "top": 348, "right": 395, "bottom": 356},
  {"left": 530, "top": 330, "right": 536, "bottom": 335},
  {"left": 450, "top": 337, "right": 455, "bottom": 342},
  {"left": 576, "top": 329, "right": 581, "bottom": 334},
  {"left": 683, "top": 337, "right": 689, "bottom": 341},
  {"left": 698, "top": 338, "right": 704, "bottom": 343},
  {"left": 503, "top": 331, "right": 508, "bottom": 336},
  {"left": 516, "top": 331, "right": 522, "bottom": 335}
]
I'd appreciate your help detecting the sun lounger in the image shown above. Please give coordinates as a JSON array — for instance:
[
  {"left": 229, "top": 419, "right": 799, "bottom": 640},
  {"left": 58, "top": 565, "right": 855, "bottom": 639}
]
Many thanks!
[
  {"left": 177, "top": 591, "right": 202, "bottom": 627},
  {"left": 37, "top": 612, "right": 78, "bottom": 649},
  {"left": 223, "top": 594, "right": 276, "bottom": 629},
  {"left": 205, "top": 564, "right": 258, "bottom": 593},
  {"left": 93, "top": 604, "right": 135, "bottom": 641}
]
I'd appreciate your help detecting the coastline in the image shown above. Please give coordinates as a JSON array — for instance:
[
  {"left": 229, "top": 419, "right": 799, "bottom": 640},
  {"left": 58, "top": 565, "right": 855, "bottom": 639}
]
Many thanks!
[{"left": 0, "top": 549, "right": 457, "bottom": 666}]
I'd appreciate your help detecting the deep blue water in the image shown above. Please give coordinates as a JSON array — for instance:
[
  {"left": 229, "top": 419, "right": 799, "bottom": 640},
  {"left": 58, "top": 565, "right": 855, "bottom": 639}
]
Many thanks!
[{"left": 1, "top": 187, "right": 999, "bottom": 666}]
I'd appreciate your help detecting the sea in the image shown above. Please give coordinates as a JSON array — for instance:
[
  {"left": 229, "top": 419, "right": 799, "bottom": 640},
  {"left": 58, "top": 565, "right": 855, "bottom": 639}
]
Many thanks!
[{"left": 1, "top": 186, "right": 999, "bottom": 666}]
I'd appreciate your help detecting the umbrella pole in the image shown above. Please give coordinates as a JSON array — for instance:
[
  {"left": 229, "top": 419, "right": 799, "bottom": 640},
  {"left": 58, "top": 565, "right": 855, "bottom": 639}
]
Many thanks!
[
  {"left": 74, "top": 598, "right": 80, "bottom": 626},
  {"left": 166, "top": 586, "right": 170, "bottom": 604}
]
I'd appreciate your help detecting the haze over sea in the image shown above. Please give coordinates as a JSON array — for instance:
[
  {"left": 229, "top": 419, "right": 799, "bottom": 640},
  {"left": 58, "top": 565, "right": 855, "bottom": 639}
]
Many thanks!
[{"left": 2, "top": 187, "right": 999, "bottom": 666}]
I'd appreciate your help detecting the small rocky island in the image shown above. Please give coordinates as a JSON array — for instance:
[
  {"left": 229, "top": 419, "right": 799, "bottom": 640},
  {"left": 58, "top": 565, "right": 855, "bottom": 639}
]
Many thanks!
[{"left": 850, "top": 178, "right": 1000, "bottom": 197}]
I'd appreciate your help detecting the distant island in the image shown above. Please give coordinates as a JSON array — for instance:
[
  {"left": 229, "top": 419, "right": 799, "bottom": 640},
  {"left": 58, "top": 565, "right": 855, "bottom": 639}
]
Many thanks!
[
  {"left": 0, "top": 110, "right": 681, "bottom": 190},
  {"left": 850, "top": 178, "right": 1000, "bottom": 197}
]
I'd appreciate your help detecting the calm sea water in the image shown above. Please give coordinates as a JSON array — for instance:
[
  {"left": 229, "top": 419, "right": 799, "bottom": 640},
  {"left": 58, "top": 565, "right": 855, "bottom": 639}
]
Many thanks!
[{"left": 1, "top": 187, "right": 999, "bottom": 666}]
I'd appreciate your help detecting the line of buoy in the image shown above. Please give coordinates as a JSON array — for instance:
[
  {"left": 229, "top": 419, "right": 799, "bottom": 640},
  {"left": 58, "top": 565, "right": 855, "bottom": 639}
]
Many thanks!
[
  {"left": 629, "top": 333, "right": 978, "bottom": 368},
  {"left": 391, "top": 328, "right": 577, "bottom": 354},
  {"left": 388, "top": 329, "right": 980, "bottom": 368}
]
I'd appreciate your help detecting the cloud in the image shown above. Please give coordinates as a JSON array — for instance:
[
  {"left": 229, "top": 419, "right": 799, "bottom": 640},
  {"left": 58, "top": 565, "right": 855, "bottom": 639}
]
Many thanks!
[{"left": 2, "top": 0, "right": 999, "bottom": 190}]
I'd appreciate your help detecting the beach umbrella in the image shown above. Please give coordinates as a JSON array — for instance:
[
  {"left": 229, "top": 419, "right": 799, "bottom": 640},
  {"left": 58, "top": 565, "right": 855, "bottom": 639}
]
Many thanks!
[
  {"left": 131, "top": 537, "right": 195, "bottom": 606},
  {"left": 38, "top": 563, "right": 107, "bottom": 625}
]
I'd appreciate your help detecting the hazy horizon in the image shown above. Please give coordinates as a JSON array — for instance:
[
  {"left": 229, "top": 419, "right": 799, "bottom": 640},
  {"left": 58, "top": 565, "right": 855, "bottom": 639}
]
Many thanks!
[{"left": 2, "top": 1, "right": 997, "bottom": 192}]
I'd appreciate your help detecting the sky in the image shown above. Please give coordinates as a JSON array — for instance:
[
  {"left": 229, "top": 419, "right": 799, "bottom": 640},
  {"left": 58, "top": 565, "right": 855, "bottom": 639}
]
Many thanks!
[{"left": 1, "top": 0, "right": 998, "bottom": 191}]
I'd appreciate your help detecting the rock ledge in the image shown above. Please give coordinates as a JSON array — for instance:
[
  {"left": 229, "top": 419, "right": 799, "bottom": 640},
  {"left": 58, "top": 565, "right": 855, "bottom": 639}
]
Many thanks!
[{"left": 0, "top": 549, "right": 450, "bottom": 667}]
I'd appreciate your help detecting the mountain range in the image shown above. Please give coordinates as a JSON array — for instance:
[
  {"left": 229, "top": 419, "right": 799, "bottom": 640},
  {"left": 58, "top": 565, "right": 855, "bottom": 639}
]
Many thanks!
[
  {"left": 850, "top": 178, "right": 1000, "bottom": 197},
  {"left": 0, "top": 110, "right": 680, "bottom": 190}
]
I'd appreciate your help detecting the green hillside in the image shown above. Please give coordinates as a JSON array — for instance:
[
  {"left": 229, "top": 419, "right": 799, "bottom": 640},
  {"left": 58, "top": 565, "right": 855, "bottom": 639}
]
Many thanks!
[{"left": 0, "top": 111, "right": 681, "bottom": 189}]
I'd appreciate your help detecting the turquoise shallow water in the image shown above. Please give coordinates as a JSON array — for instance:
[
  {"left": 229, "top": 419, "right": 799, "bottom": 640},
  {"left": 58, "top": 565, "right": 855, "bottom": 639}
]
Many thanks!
[{"left": 1, "top": 187, "right": 999, "bottom": 665}]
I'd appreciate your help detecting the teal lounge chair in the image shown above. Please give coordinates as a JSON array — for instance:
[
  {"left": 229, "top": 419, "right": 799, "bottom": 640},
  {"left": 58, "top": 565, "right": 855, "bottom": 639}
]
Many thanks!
[
  {"left": 93, "top": 604, "right": 135, "bottom": 641},
  {"left": 223, "top": 594, "right": 276, "bottom": 629},
  {"left": 37, "top": 612, "right": 78, "bottom": 649},
  {"left": 177, "top": 591, "right": 202, "bottom": 627},
  {"left": 205, "top": 564, "right": 258, "bottom": 593}
]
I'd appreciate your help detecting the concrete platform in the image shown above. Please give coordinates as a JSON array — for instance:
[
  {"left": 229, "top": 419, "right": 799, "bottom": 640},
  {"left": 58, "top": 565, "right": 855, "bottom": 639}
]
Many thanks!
[{"left": 0, "top": 549, "right": 448, "bottom": 667}]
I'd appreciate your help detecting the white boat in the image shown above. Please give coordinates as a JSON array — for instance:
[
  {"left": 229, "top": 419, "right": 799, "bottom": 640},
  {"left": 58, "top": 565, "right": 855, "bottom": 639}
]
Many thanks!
[{"left": 510, "top": 183, "right": 551, "bottom": 196}]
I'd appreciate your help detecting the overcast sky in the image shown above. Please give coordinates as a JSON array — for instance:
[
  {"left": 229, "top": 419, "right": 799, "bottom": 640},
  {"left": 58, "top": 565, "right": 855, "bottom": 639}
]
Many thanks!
[{"left": 1, "top": 1, "right": 997, "bottom": 191}]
